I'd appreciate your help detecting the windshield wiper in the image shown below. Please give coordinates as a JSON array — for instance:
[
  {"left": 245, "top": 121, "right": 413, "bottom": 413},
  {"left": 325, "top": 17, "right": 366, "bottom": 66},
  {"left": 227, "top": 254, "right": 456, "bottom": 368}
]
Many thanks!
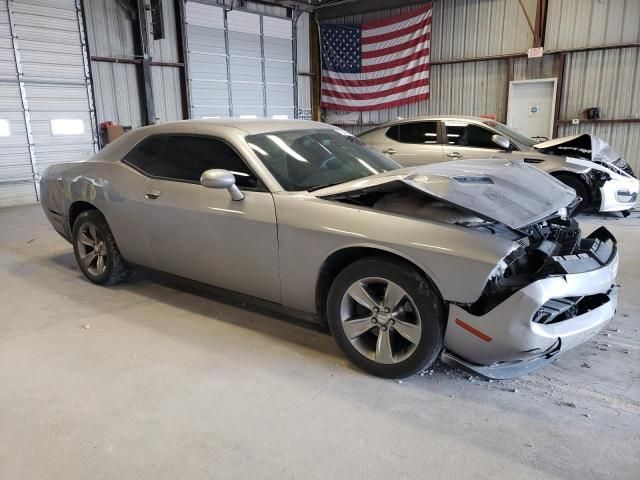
[{"left": 307, "top": 181, "right": 345, "bottom": 192}]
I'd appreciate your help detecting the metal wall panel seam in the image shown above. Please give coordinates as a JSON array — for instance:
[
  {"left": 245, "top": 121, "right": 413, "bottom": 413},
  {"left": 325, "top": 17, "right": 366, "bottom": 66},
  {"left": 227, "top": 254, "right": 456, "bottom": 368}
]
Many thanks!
[
  {"left": 6, "top": 0, "right": 38, "bottom": 198},
  {"left": 177, "top": 0, "right": 191, "bottom": 118},
  {"left": 223, "top": 6, "right": 232, "bottom": 117},
  {"left": 292, "top": 10, "right": 299, "bottom": 119},
  {"left": 76, "top": 0, "right": 98, "bottom": 153},
  {"left": 259, "top": 14, "right": 267, "bottom": 118}
]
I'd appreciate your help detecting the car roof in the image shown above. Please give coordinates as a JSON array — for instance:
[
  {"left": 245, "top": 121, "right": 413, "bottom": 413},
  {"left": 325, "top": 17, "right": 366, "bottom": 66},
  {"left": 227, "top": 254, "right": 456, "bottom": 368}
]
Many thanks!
[
  {"left": 361, "top": 115, "right": 495, "bottom": 133},
  {"left": 90, "top": 118, "right": 338, "bottom": 165},
  {"left": 139, "top": 118, "right": 333, "bottom": 135}
]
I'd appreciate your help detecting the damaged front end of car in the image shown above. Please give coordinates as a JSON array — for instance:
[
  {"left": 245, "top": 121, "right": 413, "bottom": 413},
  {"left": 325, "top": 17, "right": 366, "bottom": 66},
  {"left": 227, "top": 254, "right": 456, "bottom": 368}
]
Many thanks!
[
  {"left": 535, "top": 134, "right": 638, "bottom": 212},
  {"left": 443, "top": 219, "right": 618, "bottom": 379},
  {"left": 316, "top": 160, "right": 619, "bottom": 379}
]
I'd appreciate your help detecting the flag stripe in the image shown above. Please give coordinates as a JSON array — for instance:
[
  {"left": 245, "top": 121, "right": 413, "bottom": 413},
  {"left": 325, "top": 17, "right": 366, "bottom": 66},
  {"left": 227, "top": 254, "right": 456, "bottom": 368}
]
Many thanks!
[
  {"left": 322, "top": 71, "right": 429, "bottom": 94},
  {"left": 362, "top": 24, "right": 431, "bottom": 52},
  {"left": 321, "top": 92, "right": 430, "bottom": 111},
  {"left": 362, "top": 39, "right": 429, "bottom": 65},
  {"left": 322, "top": 56, "right": 430, "bottom": 83},
  {"left": 362, "top": 17, "right": 431, "bottom": 45},
  {"left": 322, "top": 78, "right": 430, "bottom": 100},
  {"left": 362, "top": 33, "right": 430, "bottom": 59},
  {"left": 362, "top": 49, "right": 430, "bottom": 73},
  {"left": 361, "top": 4, "right": 430, "bottom": 31},
  {"left": 322, "top": 85, "right": 429, "bottom": 107},
  {"left": 322, "top": 63, "right": 429, "bottom": 87}
]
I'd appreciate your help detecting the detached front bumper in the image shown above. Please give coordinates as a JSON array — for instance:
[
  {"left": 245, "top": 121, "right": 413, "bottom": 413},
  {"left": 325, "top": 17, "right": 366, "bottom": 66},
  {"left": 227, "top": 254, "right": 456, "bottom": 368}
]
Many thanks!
[
  {"left": 443, "top": 227, "right": 618, "bottom": 379},
  {"left": 599, "top": 175, "right": 638, "bottom": 212}
]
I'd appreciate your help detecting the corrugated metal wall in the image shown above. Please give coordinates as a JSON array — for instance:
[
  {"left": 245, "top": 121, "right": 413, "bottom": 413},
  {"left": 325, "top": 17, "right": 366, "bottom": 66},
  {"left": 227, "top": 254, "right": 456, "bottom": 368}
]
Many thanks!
[
  {"left": 546, "top": 0, "right": 640, "bottom": 50},
  {"left": 431, "top": 0, "right": 535, "bottom": 61},
  {"left": 85, "top": 0, "right": 183, "bottom": 128},
  {"left": 84, "top": 0, "right": 142, "bottom": 127},
  {"left": 146, "top": 0, "right": 182, "bottom": 123}
]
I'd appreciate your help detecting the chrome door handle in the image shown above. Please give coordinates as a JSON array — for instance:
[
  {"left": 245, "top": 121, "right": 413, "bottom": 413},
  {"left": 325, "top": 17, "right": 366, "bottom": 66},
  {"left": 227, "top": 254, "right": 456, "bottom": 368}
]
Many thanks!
[
  {"left": 382, "top": 148, "right": 396, "bottom": 154},
  {"left": 145, "top": 190, "right": 161, "bottom": 200},
  {"left": 446, "top": 152, "right": 462, "bottom": 158}
]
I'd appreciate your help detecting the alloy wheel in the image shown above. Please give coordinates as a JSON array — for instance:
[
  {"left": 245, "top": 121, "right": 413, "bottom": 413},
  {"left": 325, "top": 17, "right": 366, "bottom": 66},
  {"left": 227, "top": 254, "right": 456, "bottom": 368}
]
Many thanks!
[
  {"left": 76, "top": 223, "right": 107, "bottom": 277},
  {"left": 339, "top": 277, "right": 422, "bottom": 364}
]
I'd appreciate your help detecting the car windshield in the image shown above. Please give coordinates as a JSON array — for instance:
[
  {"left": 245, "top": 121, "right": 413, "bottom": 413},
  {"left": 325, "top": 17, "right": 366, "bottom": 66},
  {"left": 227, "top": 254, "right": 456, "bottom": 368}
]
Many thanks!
[
  {"left": 245, "top": 128, "right": 400, "bottom": 191},
  {"left": 482, "top": 120, "right": 538, "bottom": 148}
]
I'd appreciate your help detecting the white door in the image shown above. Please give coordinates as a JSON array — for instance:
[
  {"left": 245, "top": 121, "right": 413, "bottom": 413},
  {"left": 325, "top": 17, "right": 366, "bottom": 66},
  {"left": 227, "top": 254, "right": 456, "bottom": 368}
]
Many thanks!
[{"left": 507, "top": 78, "right": 557, "bottom": 141}]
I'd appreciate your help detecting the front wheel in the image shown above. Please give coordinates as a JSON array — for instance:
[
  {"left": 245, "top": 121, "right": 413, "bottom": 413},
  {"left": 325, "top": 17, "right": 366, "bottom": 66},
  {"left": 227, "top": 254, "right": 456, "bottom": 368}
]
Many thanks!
[
  {"left": 72, "top": 209, "right": 130, "bottom": 285},
  {"left": 327, "top": 257, "right": 445, "bottom": 378}
]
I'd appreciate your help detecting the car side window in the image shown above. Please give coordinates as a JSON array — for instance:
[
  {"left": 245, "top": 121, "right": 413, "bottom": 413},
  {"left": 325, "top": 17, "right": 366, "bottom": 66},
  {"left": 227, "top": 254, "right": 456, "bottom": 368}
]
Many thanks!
[
  {"left": 124, "top": 135, "right": 259, "bottom": 188},
  {"left": 385, "top": 122, "right": 438, "bottom": 144},
  {"left": 444, "top": 123, "right": 497, "bottom": 149}
]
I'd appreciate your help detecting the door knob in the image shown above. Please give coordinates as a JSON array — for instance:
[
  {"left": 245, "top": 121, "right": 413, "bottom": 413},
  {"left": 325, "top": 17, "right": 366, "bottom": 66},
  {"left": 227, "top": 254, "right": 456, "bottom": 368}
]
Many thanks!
[{"left": 145, "top": 190, "right": 161, "bottom": 200}]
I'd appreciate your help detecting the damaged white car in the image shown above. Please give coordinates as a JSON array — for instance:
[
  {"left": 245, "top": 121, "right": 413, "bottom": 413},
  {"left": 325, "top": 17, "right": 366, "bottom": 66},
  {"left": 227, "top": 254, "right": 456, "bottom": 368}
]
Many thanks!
[
  {"left": 40, "top": 120, "right": 619, "bottom": 379},
  {"left": 358, "top": 116, "right": 638, "bottom": 213}
]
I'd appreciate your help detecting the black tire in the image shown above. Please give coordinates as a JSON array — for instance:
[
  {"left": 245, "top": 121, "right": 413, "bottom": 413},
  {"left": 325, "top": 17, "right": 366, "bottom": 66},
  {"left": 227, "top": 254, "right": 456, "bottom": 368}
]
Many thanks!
[
  {"left": 327, "top": 257, "right": 445, "bottom": 378},
  {"left": 555, "top": 174, "right": 590, "bottom": 211},
  {"left": 72, "top": 209, "right": 131, "bottom": 285}
]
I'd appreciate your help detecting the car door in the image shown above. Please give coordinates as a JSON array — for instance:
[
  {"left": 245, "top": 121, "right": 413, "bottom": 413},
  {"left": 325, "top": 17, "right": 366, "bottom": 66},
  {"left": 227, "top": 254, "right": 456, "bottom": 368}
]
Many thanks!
[
  {"left": 442, "top": 121, "right": 503, "bottom": 161},
  {"left": 374, "top": 121, "right": 444, "bottom": 166},
  {"left": 123, "top": 134, "right": 281, "bottom": 303}
]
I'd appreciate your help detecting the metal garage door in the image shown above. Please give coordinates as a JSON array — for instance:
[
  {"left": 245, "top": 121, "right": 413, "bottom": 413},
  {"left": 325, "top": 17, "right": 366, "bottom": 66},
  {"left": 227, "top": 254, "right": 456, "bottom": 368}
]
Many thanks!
[
  {"left": 0, "top": 0, "right": 97, "bottom": 207},
  {"left": 185, "top": 0, "right": 296, "bottom": 119}
]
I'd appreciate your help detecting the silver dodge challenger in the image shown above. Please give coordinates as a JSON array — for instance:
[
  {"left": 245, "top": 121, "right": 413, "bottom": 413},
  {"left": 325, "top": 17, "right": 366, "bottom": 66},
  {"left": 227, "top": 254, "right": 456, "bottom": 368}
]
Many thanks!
[{"left": 40, "top": 119, "right": 619, "bottom": 379}]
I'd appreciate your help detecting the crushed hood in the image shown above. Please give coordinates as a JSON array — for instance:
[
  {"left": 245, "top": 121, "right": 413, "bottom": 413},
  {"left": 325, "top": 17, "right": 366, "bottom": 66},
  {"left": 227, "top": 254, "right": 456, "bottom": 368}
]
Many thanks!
[
  {"left": 534, "top": 134, "right": 621, "bottom": 163},
  {"left": 315, "top": 159, "right": 577, "bottom": 229}
]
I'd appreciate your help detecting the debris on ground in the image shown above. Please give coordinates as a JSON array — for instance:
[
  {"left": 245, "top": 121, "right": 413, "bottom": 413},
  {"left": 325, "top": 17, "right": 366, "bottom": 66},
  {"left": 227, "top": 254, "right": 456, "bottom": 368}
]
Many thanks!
[
  {"left": 27, "top": 238, "right": 35, "bottom": 244},
  {"left": 83, "top": 324, "right": 90, "bottom": 330},
  {"left": 581, "top": 362, "right": 591, "bottom": 368},
  {"left": 558, "top": 401, "right": 577, "bottom": 408},
  {"left": 583, "top": 414, "right": 591, "bottom": 418}
]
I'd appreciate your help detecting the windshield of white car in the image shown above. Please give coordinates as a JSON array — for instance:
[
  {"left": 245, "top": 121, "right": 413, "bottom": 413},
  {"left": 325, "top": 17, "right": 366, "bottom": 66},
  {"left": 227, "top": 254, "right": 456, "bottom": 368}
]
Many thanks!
[
  {"left": 245, "top": 129, "right": 400, "bottom": 191},
  {"left": 483, "top": 121, "right": 537, "bottom": 148}
]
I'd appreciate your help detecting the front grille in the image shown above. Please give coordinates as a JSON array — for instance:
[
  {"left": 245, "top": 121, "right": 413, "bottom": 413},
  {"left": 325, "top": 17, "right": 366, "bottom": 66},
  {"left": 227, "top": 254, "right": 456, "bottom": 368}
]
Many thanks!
[
  {"left": 556, "top": 228, "right": 580, "bottom": 256},
  {"left": 533, "top": 293, "right": 611, "bottom": 325}
]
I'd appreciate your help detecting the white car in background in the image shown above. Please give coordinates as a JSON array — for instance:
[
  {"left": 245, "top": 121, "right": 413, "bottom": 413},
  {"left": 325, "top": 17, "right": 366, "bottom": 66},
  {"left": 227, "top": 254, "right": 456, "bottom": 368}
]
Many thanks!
[{"left": 358, "top": 116, "right": 638, "bottom": 214}]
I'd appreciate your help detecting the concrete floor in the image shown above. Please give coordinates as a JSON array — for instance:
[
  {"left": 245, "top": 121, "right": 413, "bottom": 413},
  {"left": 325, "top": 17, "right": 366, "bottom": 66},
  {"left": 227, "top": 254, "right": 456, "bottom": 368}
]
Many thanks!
[{"left": 0, "top": 204, "right": 638, "bottom": 480}]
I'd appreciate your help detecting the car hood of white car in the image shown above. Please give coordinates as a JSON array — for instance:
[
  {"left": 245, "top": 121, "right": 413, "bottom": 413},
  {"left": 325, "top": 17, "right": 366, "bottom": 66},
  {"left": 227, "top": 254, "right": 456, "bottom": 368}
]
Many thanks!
[
  {"left": 314, "top": 158, "right": 577, "bottom": 229},
  {"left": 533, "top": 134, "right": 621, "bottom": 163}
]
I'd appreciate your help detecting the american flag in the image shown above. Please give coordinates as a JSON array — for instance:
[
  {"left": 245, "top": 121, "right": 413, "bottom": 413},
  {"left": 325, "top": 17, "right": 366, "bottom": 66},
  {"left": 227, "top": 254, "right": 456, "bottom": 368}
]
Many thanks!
[{"left": 320, "top": 4, "right": 432, "bottom": 111}]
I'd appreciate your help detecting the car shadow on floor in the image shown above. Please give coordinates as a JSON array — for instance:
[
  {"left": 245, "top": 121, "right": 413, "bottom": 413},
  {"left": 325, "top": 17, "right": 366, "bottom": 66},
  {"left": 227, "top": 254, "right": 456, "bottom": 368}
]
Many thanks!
[{"left": 42, "top": 250, "right": 344, "bottom": 362}]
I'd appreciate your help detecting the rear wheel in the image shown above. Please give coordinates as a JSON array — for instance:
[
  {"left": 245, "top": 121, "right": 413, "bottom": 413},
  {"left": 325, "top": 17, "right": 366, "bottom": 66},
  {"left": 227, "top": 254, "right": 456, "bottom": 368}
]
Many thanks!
[
  {"left": 327, "top": 257, "right": 444, "bottom": 378},
  {"left": 72, "top": 210, "right": 130, "bottom": 285},
  {"left": 555, "top": 174, "right": 590, "bottom": 211}
]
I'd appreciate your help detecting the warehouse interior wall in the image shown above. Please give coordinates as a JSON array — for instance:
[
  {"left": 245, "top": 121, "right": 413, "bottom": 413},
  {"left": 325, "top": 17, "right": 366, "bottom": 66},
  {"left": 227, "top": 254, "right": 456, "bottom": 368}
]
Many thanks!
[{"left": 321, "top": 0, "right": 640, "bottom": 173}]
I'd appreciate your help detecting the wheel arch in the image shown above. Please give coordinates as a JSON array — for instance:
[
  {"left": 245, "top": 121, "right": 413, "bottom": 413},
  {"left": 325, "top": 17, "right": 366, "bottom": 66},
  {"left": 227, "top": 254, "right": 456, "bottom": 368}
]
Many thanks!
[
  {"left": 315, "top": 246, "right": 445, "bottom": 324},
  {"left": 68, "top": 200, "right": 101, "bottom": 231},
  {"left": 549, "top": 170, "right": 597, "bottom": 206}
]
